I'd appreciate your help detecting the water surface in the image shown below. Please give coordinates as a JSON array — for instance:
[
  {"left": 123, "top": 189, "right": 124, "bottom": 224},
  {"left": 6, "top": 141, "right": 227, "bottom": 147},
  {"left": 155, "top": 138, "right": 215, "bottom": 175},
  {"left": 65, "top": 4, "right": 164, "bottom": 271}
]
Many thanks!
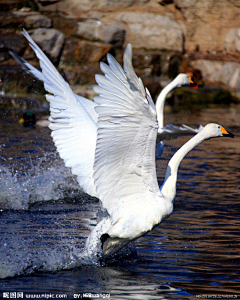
[{"left": 0, "top": 106, "right": 239, "bottom": 299}]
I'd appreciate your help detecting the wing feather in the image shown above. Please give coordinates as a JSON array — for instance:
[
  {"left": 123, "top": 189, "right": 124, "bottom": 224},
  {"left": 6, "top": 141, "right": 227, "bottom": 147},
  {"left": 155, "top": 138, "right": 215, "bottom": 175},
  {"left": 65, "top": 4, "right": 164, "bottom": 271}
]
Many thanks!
[
  {"left": 123, "top": 44, "right": 146, "bottom": 97},
  {"left": 107, "top": 53, "right": 128, "bottom": 82},
  {"left": 21, "top": 29, "right": 97, "bottom": 197},
  {"left": 157, "top": 124, "right": 204, "bottom": 141},
  {"left": 9, "top": 50, "right": 49, "bottom": 84},
  {"left": 93, "top": 51, "right": 160, "bottom": 225},
  {"left": 95, "top": 74, "right": 131, "bottom": 101},
  {"left": 10, "top": 49, "right": 99, "bottom": 126}
]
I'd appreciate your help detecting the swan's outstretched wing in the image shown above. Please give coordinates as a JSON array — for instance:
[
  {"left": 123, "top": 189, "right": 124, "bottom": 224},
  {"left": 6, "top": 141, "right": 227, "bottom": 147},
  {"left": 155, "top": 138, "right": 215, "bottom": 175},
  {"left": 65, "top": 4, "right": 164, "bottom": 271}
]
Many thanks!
[
  {"left": 10, "top": 49, "right": 99, "bottom": 124},
  {"left": 93, "top": 51, "right": 161, "bottom": 230},
  {"left": 157, "top": 124, "right": 204, "bottom": 142},
  {"left": 21, "top": 29, "right": 97, "bottom": 196}
]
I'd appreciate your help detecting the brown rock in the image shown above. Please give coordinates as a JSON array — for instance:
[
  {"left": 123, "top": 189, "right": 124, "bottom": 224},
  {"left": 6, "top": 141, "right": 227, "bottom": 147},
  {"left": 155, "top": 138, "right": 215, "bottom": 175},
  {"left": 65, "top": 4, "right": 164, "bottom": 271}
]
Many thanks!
[
  {"left": 60, "top": 63, "right": 101, "bottom": 85},
  {"left": 32, "top": 0, "right": 240, "bottom": 55},
  {"left": 34, "top": 0, "right": 134, "bottom": 13},
  {"left": 0, "top": 34, "right": 27, "bottom": 62},
  {"left": 173, "top": 0, "right": 240, "bottom": 53},
  {"left": 76, "top": 20, "right": 126, "bottom": 47},
  {"left": 60, "top": 39, "right": 112, "bottom": 66},
  {"left": 191, "top": 59, "right": 240, "bottom": 90},
  {"left": 0, "top": 0, "right": 36, "bottom": 12},
  {"left": 0, "top": 12, "right": 25, "bottom": 29},
  {"left": 27, "top": 28, "right": 65, "bottom": 64},
  {"left": 224, "top": 28, "right": 240, "bottom": 55},
  {"left": 24, "top": 14, "right": 52, "bottom": 29},
  {"left": 114, "top": 12, "right": 184, "bottom": 51}
]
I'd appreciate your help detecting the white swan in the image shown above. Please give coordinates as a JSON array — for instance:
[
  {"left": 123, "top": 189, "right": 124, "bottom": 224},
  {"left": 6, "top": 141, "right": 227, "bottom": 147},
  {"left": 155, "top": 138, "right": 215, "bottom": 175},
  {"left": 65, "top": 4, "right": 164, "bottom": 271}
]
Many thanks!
[
  {"left": 155, "top": 73, "right": 203, "bottom": 139},
  {"left": 154, "top": 74, "right": 204, "bottom": 157},
  {"left": 15, "top": 30, "right": 234, "bottom": 259}
]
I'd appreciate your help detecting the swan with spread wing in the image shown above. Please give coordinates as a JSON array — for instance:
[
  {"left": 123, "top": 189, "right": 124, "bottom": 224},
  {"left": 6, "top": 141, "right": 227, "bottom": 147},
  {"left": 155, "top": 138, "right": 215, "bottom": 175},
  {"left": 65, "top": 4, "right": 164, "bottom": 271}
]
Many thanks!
[{"left": 15, "top": 30, "right": 234, "bottom": 258}]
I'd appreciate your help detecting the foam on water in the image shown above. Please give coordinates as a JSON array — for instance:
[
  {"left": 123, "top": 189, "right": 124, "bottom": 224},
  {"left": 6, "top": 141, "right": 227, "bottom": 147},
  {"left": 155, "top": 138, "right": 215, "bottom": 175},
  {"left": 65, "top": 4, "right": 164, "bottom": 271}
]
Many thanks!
[
  {"left": 0, "top": 231, "right": 100, "bottom": 279},
  {"left": 0, "top": 153, "right": 82, "bottom": 210},
  {"left": 0, "top": 233, "right": 136, "bottom": 279},
  {"left": 0, "top": 206, "right": 136, "bottom": 279},
  {"left": 0, "top": 152, "right": 137, "bottom": 278}
]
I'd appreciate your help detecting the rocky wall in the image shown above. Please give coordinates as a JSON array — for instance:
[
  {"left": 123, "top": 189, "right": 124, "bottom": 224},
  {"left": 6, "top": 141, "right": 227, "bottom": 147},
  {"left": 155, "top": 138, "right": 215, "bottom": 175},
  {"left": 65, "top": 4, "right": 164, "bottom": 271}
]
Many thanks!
[
  {"left": 34, "top": 0, "right": 240, "bottom": 55},
  {"left": 0, "top": 0, "right": 240, "bottom": 103}
]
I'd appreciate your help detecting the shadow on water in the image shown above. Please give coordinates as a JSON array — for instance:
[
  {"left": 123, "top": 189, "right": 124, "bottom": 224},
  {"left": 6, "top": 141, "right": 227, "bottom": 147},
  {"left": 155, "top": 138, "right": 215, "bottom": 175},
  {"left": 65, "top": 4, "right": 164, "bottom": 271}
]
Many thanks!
[{"left": 0, "top": 106, "right": 240, "bottom": 299}]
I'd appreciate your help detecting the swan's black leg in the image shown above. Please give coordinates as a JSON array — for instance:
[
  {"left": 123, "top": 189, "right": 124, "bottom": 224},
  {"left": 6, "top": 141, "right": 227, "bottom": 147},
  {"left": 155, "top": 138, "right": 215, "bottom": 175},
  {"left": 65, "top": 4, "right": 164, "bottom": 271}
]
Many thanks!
[{"left": 100, "top": 233, "right": 110, "bottom": 249}]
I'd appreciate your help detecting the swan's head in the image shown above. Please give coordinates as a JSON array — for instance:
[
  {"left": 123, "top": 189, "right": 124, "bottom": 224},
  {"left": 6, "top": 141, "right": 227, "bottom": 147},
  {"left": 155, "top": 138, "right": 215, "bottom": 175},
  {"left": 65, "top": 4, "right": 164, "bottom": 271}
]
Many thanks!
[
  {"left": 174, "top": 73, "right": 197, "bottom": 88},
  {"left": 203, "top": 123, "right": 234, "bottom": 139}
]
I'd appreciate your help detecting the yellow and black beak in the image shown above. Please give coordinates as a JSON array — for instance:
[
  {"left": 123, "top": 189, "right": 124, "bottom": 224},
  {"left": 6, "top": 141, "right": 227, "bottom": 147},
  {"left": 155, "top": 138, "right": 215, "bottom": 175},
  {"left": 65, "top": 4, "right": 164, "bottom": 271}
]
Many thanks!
[
  {"left": 220, "top": 126, "right": 235, "bottom": 138},
  {"left": 188, "top": 76, "right": 197, "bottom": 87}
]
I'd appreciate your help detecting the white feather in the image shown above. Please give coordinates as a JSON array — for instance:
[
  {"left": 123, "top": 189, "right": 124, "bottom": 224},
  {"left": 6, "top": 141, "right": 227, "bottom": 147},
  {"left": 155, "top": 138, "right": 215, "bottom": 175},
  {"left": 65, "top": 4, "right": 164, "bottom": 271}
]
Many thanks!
[{"left": 21, "top": 29, "right": 98, "bottom": 197}]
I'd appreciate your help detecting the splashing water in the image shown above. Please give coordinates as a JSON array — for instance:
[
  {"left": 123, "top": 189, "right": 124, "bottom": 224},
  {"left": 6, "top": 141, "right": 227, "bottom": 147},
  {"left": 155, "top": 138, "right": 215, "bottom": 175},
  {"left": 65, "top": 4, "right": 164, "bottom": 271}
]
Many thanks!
[
  {"left": 0, "top": 153, "right": 83, "bottom": 210},
  {"left": 0, "top": 150, "right": 103, "bottom": 278},
  {"left": 0, "top": 152, "right": 137, "bottom": 278},
  {"left": 0, "top": 228, "right": 98, "bottom": 279},
  {"left": 0, "top": 200, "right": 135, "bottom": 279}
]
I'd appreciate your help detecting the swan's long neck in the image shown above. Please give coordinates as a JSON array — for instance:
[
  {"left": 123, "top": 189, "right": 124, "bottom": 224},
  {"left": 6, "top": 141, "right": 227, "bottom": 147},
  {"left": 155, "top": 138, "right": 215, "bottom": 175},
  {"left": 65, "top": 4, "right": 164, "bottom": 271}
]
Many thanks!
[
  {"left": 155, "top": 80, "right": 177, "bottom": 128},
  {"left": 160, "top": 128, "right": 208, "bottom": 201}
]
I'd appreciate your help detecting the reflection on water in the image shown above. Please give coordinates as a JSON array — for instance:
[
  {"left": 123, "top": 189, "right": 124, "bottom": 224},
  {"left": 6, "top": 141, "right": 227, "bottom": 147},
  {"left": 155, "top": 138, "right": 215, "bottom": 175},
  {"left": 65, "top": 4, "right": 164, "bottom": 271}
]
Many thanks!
[{"left": 0, "top": 106, "right": 239, "bottom": 299}]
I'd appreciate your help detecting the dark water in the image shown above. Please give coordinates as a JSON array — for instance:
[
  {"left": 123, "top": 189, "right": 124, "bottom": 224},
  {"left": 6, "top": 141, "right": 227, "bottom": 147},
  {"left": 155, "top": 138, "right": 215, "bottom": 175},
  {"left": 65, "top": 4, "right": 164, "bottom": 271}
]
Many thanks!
[{"left": 0, "top": 105, "right": 239, "bottom": 299}]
